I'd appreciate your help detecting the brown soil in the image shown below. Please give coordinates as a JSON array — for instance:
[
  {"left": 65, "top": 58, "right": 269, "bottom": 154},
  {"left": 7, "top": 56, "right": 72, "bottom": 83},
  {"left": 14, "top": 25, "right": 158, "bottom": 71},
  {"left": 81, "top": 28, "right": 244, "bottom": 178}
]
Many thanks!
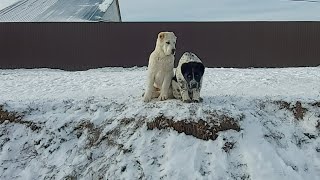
[
  {"left": 147, "top": 115, "right": 241, "bottom": 141},
  {"left": 0, "top": 105, "right": 41, "bottom": 131},
  {"left": 275, "top": 101, "right": 307, "bottom": 120},
  {"left": 222, "top": 141, "right": 236, "bottom": 153}
]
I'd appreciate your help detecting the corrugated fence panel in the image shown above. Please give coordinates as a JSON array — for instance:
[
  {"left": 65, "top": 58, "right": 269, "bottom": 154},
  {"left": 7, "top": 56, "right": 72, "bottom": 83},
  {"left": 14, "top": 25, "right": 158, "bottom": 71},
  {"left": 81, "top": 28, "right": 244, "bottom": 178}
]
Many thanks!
[{"left": 0, "top": 22, "right": 320, "bottom": 70}]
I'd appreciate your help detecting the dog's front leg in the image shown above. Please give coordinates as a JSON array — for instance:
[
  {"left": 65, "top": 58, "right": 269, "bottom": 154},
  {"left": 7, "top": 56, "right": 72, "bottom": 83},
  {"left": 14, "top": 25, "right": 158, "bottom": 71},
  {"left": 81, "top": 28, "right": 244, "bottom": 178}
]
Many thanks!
[
  {"left": 171, "top": 80, "right": 182, "bottom": 99},
  {"left": 179, "top": 80, "right": 191, "bottom": 103},
  {"left": 143, "top": 73, "right": 155, "bottom": 102},
  {"left": 181, "top": 89, "right": 192, "bottom": 103},
  {"left": 192, "top": 89, "right": 202, "bottom": 103},
  {"left": 158, "top": 74, "right": 171, "bottom": 101}
]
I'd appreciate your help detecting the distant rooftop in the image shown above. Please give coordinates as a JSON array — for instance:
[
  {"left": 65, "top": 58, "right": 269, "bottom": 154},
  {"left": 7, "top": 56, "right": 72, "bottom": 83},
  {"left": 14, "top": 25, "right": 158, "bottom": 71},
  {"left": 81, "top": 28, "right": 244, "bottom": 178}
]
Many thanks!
[{"left": 0, "top": 0, "right": 121, "bottom": 22}]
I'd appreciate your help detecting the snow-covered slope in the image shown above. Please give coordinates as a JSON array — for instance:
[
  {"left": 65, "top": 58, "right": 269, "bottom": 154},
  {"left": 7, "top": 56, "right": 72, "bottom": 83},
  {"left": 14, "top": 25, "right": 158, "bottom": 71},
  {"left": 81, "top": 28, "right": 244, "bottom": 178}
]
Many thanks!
[{"left": 0, "top": 67, "right": 320, "bottom": 179}]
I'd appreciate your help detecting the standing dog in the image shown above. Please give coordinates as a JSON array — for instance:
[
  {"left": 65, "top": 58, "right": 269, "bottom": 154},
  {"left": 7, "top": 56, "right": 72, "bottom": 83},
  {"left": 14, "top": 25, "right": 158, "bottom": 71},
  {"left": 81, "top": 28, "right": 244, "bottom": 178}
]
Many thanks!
[
  {"left": 172, "top": 52, "right": 205, "bottom": 103},
  {"left": 143, "top": 32, "right": 177, "bottom": 102}
]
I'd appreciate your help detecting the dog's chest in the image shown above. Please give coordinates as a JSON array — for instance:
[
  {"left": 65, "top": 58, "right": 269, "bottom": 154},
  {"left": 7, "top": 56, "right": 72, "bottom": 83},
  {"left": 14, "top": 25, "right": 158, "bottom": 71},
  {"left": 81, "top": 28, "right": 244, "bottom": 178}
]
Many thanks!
[
  {"left": 150, "top": 56, "right": 174, "bottom": 72},
  {"left": 160, "top": 56, "right": 174, "bottom": 67}
]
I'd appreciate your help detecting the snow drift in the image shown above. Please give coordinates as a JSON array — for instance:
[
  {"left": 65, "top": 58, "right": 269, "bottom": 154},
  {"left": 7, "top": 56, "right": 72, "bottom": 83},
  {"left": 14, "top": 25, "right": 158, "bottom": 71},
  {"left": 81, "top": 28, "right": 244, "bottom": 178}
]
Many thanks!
[{"left": 0, "top": 67, "right": 320, "bottom": 180}]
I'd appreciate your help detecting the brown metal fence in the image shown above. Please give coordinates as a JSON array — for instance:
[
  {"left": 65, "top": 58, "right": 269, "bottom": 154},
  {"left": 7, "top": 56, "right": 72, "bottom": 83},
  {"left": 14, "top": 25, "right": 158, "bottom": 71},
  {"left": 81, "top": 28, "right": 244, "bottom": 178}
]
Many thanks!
[{"left": 0, "top": 22, "right": 320, "bottom": 70}]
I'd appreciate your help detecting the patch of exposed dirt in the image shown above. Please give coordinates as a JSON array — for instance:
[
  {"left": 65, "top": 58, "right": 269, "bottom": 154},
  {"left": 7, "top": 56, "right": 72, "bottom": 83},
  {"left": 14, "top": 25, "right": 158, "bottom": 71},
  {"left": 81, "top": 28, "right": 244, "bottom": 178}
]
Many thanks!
[
  {"left": 231, "top": 173, "right": 250, "bottom": 180},
  {"left": 147, "top": 115, "right": 241, "bottom": 141},
  {"left": 74, "top": 121, "right": 101, "bottom": 148},
  {"left": 275, "top": 101, "right": 291, "bottom": 110},
  {"left": 274, "top": 101, "right": 307, "bottom": 120},
  {"left": 222, "top": 141, "right": 236, "bottom": 153},
  {"left": 94, "top": 126, "right": 121, "bottom": 148},
  {"left": 292, "top": 133, "right": 310, "bottom": 148},
  {"left": 0, "top": 105, "right": 42, "bottom": 131},
  {"left": 311, "top": 102, "right": 320, "bottom": 107},
  {"left": 86, "top": 118, "right": 142, "bottom": 152},
  {"left": 119, "top": 117, "right": 135, "bottom": 126},
  {"left": 316, "top": 121, "right": 320, "bottom": 129},
  {"left": 303, "top": 133, "right": 317, "bottom": 139},
  {"left": 264, "top": 131, "right": 286, "bottom": 148},
  {"left": 0, "top": 105, "right": 23, "bottom": 123},
  {"left": 63, "top": 175, "right": 77, "bottom": 180}
]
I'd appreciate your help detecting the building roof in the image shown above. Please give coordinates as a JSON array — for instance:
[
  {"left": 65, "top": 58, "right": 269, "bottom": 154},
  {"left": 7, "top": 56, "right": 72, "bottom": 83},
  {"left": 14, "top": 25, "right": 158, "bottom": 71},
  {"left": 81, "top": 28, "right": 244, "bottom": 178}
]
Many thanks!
[{"left": 0, "top": 0, "right": 121, "bottom": 22}]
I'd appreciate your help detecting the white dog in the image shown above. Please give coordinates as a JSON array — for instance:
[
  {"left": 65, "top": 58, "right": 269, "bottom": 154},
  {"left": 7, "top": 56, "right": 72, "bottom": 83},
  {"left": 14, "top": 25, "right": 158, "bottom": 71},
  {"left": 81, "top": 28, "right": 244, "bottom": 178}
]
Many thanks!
[{"left": 143, "top": 32, "right": 177, "bottom": 102}]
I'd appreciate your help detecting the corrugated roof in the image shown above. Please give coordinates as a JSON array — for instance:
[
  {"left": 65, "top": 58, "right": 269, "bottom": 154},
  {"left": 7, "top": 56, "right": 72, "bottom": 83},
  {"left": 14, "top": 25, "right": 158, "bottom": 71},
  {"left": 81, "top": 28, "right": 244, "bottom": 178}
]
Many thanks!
[{"left": 0, "top": 0, "right": 121, "bottom": 22}]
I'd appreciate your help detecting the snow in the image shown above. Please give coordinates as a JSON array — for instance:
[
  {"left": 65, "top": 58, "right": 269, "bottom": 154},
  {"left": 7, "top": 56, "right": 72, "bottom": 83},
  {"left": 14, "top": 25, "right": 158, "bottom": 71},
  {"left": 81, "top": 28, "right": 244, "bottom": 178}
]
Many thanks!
[
  {"left": 120, "top": 0, "right": 320, "bottom": 21},
  {"left": 0, "top": 67, "right": 320, "bottom": 179}
]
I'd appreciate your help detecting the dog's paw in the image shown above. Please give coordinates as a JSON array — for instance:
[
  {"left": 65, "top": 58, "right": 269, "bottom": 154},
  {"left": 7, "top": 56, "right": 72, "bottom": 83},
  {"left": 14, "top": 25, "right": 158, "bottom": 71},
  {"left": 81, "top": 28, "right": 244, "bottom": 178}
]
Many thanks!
[
  {"left": 192, "top": 97, "right": 203, "bottom": 103},
  {"left": 183, "top": 99, "right": 192, "bottom": 103},
  {"left": 182, "top": 95, "right": 192, "bottom": 103},
  {"left": 143, "top": 93, "right": 152, "bottom": 102},
  {"left": 158, "top": 94, "right": 168, "bottom": 101}
]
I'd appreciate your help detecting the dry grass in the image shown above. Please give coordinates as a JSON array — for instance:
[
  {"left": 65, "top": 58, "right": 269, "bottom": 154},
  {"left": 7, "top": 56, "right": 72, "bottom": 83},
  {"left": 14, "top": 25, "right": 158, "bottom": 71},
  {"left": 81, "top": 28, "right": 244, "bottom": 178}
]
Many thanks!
[
  {"left": 0, "top": 105, "right": 41, "bottom": 131},
  {"left": 74, "top": 121, "right": 101, "bottom": 148},
  {"left": 274, "top": 101, "right": 307, "bottom": 120}
]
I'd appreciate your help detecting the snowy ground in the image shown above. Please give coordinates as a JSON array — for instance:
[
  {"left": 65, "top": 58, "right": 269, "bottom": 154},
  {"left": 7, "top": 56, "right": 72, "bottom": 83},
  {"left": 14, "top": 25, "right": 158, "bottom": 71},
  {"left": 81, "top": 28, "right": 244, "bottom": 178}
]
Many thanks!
[{"left": 0, "top": 67, "right": 320, "bottom": 180}]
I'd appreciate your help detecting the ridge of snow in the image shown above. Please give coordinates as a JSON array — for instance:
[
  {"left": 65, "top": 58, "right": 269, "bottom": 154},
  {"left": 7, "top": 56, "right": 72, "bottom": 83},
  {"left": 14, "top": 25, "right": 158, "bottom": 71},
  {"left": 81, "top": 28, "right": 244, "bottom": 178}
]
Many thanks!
[{"left": 0, "top": 67, "right": 320, "bottom": 179}]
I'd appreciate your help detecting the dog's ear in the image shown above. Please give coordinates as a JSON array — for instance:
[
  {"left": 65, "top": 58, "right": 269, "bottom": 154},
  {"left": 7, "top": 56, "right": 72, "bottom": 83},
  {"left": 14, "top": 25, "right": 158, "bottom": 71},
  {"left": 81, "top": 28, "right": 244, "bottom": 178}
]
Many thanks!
[{"left": 158, "top": 32, "right": 165, "bottom": 40}]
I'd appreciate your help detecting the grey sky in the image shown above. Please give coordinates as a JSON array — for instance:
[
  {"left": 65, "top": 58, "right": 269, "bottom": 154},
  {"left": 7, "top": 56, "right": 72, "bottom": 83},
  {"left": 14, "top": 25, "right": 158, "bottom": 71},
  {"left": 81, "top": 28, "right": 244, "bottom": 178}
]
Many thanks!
[{"left": 118, "top": 0, "right": 320, "bottom": 21}]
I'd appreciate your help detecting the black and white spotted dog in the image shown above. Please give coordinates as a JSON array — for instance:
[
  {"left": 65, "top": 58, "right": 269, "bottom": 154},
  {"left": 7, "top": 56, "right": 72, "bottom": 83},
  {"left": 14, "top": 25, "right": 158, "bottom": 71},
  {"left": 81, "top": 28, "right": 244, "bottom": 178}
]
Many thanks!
[{"left": 171, "top": 52, "right": 205, "bottom": 103}]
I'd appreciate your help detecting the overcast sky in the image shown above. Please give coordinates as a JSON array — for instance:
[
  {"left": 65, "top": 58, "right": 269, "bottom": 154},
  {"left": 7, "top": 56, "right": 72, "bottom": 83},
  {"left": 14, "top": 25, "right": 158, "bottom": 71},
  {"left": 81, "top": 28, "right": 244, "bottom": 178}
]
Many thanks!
[
  {"left": 118, "top": 0, "right": 320, "bottom": 21},
  {"left": 1, "top": 0, "right": 320, "bottom": 21}
]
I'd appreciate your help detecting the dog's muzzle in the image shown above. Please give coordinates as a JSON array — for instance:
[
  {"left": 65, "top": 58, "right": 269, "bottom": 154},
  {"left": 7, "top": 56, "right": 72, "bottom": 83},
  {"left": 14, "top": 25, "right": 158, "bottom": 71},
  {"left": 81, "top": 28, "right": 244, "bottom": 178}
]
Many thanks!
[
  {"left": 189, "top": 81, "right": 198, "bottom": 89},
  {"left": 171, "top": 49, "right": 176, "bottom": 55}
]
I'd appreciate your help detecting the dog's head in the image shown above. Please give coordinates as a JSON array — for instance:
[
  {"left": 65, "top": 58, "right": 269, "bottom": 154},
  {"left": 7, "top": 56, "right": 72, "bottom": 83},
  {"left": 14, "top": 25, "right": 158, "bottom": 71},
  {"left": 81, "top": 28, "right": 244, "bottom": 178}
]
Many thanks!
[
  {"left": 156, "top": 32, "right": 177, "bottom": 56},
  {"left": 181, "top": 62, "right": 205, "bottom": 89}
]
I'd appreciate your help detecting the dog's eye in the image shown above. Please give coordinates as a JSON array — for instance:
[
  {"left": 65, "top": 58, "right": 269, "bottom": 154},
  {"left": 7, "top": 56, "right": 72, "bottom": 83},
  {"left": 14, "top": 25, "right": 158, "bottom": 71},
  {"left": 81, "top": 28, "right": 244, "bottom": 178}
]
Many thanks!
[
  {"left": 187, "top": 74, "right": 192, "bottom": 78},
  {"left": 166, "top": 42, "right": 170, "bottom": 45}
]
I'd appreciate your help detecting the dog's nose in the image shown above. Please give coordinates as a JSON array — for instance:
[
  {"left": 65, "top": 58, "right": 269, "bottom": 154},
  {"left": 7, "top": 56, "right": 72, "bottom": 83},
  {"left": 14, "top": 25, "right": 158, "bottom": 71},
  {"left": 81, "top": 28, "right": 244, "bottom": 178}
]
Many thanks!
[
  {"left": 172, "top": 49, "right": 176, "bottom": 54},
  {"left": 190, "top": 82, "right": 198, "bottom": 89}
]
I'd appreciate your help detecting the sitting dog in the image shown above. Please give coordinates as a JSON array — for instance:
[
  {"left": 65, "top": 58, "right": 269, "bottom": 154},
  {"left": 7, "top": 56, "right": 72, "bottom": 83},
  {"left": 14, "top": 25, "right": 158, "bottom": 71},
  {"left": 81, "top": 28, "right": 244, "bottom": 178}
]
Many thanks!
[
  {"left": 172, "top": 52, "right": 205, "bottom": 103},
  {"left": 143, "top": 31, "right": 177, "bottom": 102}
]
